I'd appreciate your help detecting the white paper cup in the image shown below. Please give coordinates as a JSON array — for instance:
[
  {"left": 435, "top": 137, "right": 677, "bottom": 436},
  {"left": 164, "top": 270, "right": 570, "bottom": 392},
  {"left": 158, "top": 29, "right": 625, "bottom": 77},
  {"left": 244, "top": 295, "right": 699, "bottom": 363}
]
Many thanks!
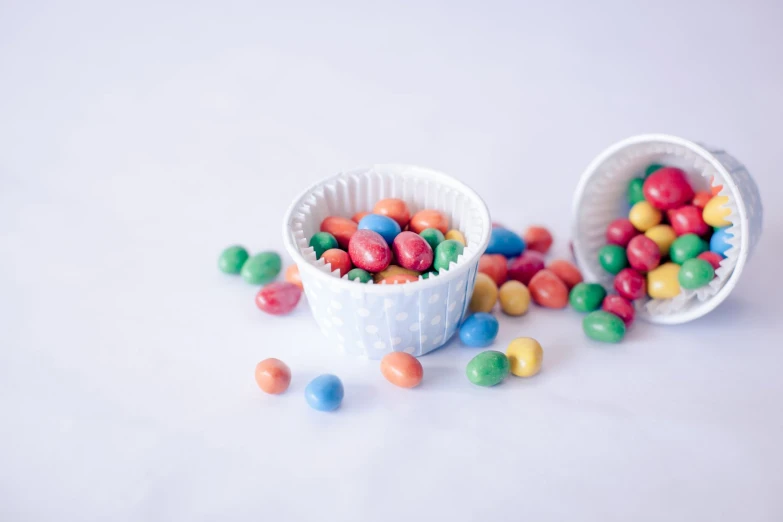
[
  {"left": 282, "top": 164, "right": 491, "bottom": 358},
  {"left": 572, "top": 134, "right": 763, "bottom": 324}
]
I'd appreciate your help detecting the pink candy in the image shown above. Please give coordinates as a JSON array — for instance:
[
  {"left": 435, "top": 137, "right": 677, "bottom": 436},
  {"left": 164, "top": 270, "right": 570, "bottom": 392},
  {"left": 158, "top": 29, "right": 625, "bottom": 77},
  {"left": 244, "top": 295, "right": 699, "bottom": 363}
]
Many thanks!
[
  {"left": 392, "top": 231, "right": 433, "bottom": 271},
  {"left": 348, "top": 230, "right": 392, "bottom": 273}
]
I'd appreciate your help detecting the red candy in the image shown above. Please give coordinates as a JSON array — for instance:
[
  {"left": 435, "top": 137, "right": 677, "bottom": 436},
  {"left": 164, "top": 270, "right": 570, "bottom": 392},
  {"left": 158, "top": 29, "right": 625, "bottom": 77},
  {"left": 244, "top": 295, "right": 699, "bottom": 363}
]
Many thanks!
[
  {"left": 642, "top": 167, "right": 695, "bottom": 210},
  {"left": 528, "top": 269, "right": 568, "bottom": 308},
  {"left": 626, "top": 235, "right": 661, "bottom": 272},
  {"left": 255, "top": 282, "right": 302, "bottom": 315},
  {"left": 606, "top": 218, "right": 638, "bottom": 247},
  {"left": 601, "top": 295, "right": 635, "bottom": 327},
  {"left": 697, "top": 251, "right": 724, "bottom": 270},
  {"left": 667, "top": 205, "right": 709, "bottom": 236},
  {"left": 392, "top": 231, "right": 433, "bottom": 271},
  {"left": 478, "top": 254, "right": 508, "bottom": 286},
  {"left": 547, "top": 259, "right": 583, "bottom": 290},
  {"left": 321, "top": 248, "right": 352, "bottom": 277},
  {"left": 614, "top": 268, "right": 646, "bottom": 300},
  {"left": 692, "top": 191, "right": 712, "bottom": 209},
  {"left": 320, "top": 216, "right": 358, "bottom": 249},
  {"left": 523, "top": 226, "right": 553, "bottom": 254},
  {"left": 348, "top": 230, "right": 392, "bottom": 273},
  {"left": 507, "top": 250, "right": 545, "bottom": 285}
]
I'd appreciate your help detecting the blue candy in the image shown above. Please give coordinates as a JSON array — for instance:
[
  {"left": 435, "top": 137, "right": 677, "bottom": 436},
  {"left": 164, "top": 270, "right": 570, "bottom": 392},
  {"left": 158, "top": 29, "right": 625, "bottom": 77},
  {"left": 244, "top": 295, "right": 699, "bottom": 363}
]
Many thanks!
[
  {"left": 485, "top": 228, "right": 526, "bottom": 257},
  {"left": 358, "top": 214, "right": 401, "bottom": 244},
  {"left": 305, "top": 374, "right": 344, "bottom": 412},
  {"left": 710, "top": 227, "right": 733, "bottom": 257},
  {"left": 459, "top": 312, "right": 500, "bottom": 347}
]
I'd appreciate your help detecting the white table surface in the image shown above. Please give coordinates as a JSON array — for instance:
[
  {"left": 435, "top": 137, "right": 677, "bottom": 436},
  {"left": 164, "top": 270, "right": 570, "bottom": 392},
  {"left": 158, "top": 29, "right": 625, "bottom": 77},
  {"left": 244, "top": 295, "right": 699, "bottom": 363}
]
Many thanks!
[{"left": 2, "top": 1, "right": 782, "bottom": 520}]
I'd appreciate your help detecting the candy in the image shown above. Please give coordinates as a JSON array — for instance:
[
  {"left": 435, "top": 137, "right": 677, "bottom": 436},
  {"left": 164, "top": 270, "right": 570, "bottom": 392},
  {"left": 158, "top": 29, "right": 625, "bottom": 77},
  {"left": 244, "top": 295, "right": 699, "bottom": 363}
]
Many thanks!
[
  {"left": 380, "top": 352, "right": 423, "bottom": 388},
  {"left": 409, "top": 209, "right": 449, "bottom": 234},
  {"left": 546, "top": 259, "right": 583, "bottom": 289},
  {"left": 583, "top": 310, "right": 626, "bottom": 343},
  {"left": 598, "top": 244, "right": 628, "bottom": 275},
  {"left": 218, "top": 245, "right": 249, "bottom": 274},
  {"left": 374, "top": 265, "right": 420, "bottom": 283},
  {"left": 419, "top": 228, "right": 445, "bottom": 251},
  {"left": 305, "top": 374, "right": 344, "bottom": 412},
  {"left": 392, "top": 231, "right": 433, "bottom": 271},
  {"left": 498, "top": 280, "right": 530, "bottom": 316},
  {"left": 478, "top": 254, "right": 508, "bottom": 286},
  {"left": 445, "top": 229, "right": 466, "bottom": 246},
  {"left": 644, "top": 224, "right": 677, "bottom": 256},
  {"left": 569, "top": 283, "right": 607, "bottom": 313},
  {"left": 358, "top": 214, "right": 402, "bottom": 244},
  {"left": 506, "top": 338, "right": 543, "bottom": 377},
  {"left": 523, "top": 226, "right": 553, "bottom": 253},
  {"left": 710, "top": 227, "right": 733, "bottom": 257},
  {"left": 321, "top": 248, "right": 352, "bottom": 277},
  {"left": 507, "top": 250, "right": 545, "bottom": 285},
  {"left": 459, "top": 312, "right": 499, "bottom": 347},
  {"left": 348, "top": 230, "right": 392, "bottom": 273},
  {"left": 320, "top": 216, "right": 357, "bottom": 249},
  {"left": 702, "top": 196, "right": 731, "bottom": 228},
  {"left": 691, "top": 191, "right": 712, "bottom": 209},
  {"left": 433, "top": 239, "right": 464, "bottom": 272},
  {"left": 601, "top": 295, "right": 635, "bottom": 327},
  {"left": 627, "top": 177, "right": 645, "bottom": 205},
  {"left": 644, "top": 163, "right": 664, "bottom": 177},
  {"left": 486, "top": 228, "right": 526, "bottom": 257},
  {"left": 254, "top": 358, "right": 291, "bottom": 394},
  {"left": 465, "top": 351, "right": 510, "bottom": 387},
  {"left": 667, "top": 205, "right": 708, "bottom": 236},
  {"left": 697, "top": 251, "right": 724, "bottom": 270},
  {"left": 352, "top": 211, "right": 370, "bottom": 223},
  {"left": 647, "top": 262, "right": 681, "bottom": 299},
  {"left": 528, "top": 269, "right": 569, "bottom": 308},
  {"left": 284, "top": 264, "right": 304, "bottom": 290},
  {"left": 678, "top": 258, "right": 715, "bottom": 290},
  {"left": 469, "top": 273, "right": 499, "bottom": 313},
  {"left": 606, "top": 218, "right": 638, "bottom": 247},
  {"left": 642, "top": 167, "right": 695, "bottom": 210},
  {"left": 379, "top": 274, "right": 419, "bottom": 284},
  {"left": 629, "top": 201, "right": 663, "bottom": 232},
  {"left": 373, "top": 198, "right": 411, "bottom": 228},
  {"left": 669, "top": 234, "right": 708, "bottom": 264},
  {"left": 492, "top": 222, "right": 505, "bottom": 229},
  {"left": 255, "top": 282, "right": 302, "bottom": 315},
  {"left": 710, "top": 176, "right": 723, "bottom": 196},
  {"left": 309, "top": 231, "right": 339, "bottom": 259},
  {"left": 346, "top": 268, "right": 373, "bottom": 283},
  {"left": 241, "top": 252, "right": 282, "bottom": 285},
  {"left": 614, "top": 268, "right": 646, "bottom": 300},
  {"left": 626, "top": 235, "right": 661, "bottom": 272}
]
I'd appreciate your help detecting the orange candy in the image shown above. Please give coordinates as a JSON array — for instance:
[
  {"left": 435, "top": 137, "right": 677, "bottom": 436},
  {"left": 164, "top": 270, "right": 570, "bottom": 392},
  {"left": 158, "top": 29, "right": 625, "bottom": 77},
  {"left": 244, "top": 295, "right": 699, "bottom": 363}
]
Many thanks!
[
  {"left": 254, "top": 358, "right": 291, "bottom": 394},
  {"left": 478, "top": 254, "right": 508, "bottom": 286},
  {"left": 528, "top": 269, "right": 568, "bottom": 308},
  {"left": 380, "top": 352, "right": 423, "bottom": 388},
  {"left": 524, "top": 226, "right": 553, "bottom": 254},
  {"left": 320, "top": 216, "right": 357, "bottom": 249},
  {"left": 709, "top": 176, "right": 723, "bottom": 196},
  {"left": 321, "top": 248, "right": 352, "bottom": 277},
  {"left": 284, "top": 264, "right": 303, "bottom": 290},
  {"left": 692, "top": 191, "right": 712, "bottom": 209},
  {"left": 352, "top": 211, "right": 370, "bottom": 223},
  {"left": 409, "top": 209, "right": 449, "bottom": 235},
  {"left": 379, "top": 273, "right": 419, "bottom": 284},
  {"left": 373, "top": 198, "right": 411, "bottom": 228},
  {"left": 546, "top": 259, "right": 583, "bottom": 290}
]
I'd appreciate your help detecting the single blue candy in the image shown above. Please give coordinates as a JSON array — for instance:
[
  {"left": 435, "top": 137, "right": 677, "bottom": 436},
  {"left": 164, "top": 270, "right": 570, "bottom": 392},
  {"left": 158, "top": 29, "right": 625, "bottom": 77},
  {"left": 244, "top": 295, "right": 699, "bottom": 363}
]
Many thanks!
[
  {"left": 710, "top": 227, "right": 733, "bottom": 257},
  {"left": 459, "top": 312, "right": 500, "bottom": 347},
  {"left": 305, "top": 374, "right": 344, "bottom": 412},
  {"left": 357, "top": 214, "right": 401, "bottom": 245},
  {"left": 485, "top": 228, "right": 526, "bottom": 257}
]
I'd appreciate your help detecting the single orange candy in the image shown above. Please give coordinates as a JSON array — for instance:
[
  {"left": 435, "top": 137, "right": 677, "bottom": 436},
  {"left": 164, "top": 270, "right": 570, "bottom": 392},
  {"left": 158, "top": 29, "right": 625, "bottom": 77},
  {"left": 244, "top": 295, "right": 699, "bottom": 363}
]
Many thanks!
[
  {"left": 528, "top": 269, "right": 568, "bottom": 308},
  {"left": 379, "top": 273, "right": 419, "bottom": 284},
  {"left": 320, "top": 216, "right": 358, "bottom": 249},
  {"left": 546, "top": 259, "right": 583, "bottom": 290},
  {"left": 409, "top": 209, "right": 449, "bottom": 235},
  {"left": 692, "top": 191, "right": 712, "bottom": 209},
  {"left": 380, "top": 352, "right": 423, "bottom": 388},
  {"left": 321, "top": 248, "right": 352, "bottom": 277},
  {"left": 524, "top": 226, "right": 553, "bottom": 254},
  {"left": 284, "top": 264, "right": 303, "bottom": 290},
  {"left": 709, "top": 176, "right": 723, "bottom": 196},
  {"left": 373, "top": 198, "right": 411, "bottom": 228},
  {"left": 352, "top": 211, "right": 371, "bottom": 223},
  {"left": 255, "top": 358, "right": 291, "bottom": 394}
]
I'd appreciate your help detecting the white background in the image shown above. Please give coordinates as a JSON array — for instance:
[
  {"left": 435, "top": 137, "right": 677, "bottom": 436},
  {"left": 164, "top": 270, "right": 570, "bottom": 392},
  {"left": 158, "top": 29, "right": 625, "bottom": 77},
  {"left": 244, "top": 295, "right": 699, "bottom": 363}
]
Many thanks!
[{"left": 2, "top": 1, "right": 782, "bottom": 520}]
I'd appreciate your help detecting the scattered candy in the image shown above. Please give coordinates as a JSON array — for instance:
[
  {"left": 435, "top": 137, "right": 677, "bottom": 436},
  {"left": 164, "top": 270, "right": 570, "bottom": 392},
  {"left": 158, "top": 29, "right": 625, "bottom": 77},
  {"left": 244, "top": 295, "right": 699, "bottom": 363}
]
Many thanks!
[
  {"left": 380, "top": 352, "right": 423, "bottom": 388},
  {"left": 469, "top": 273, "right": 499, "bottom": 313},
  {"left": 678, "top": 258, "right": 715, "bottom": 290},
  {"left": 320, "top": 216, "right": 357, "bottom": 249},
  {"left": 606, "top": 218, "right": 638, "bottom": 247},
  {"left": 309, "top": 231, "right": 339, "bottom": 259},
  {"left": 419, "top": 228, "right": 445, "bottom": 251},
  {"left": 583, "top": 310, "right": 626, "bottom": 343},
  {"left": 644, "top": 224, "right": 677, "bottom": 256},
  {"left": 255, "top": 282, "right": 302, "bottom": 315},
  {"left": 486, "top": 228, "right": 526, "bottom": 258},
  {"left": 254, "top": 358, "right": 291, "bottom": 394},
  {"left": 409, "top": 209, "right": 449, "bottom": 234},
  {"left": 305, "top": 374, "right": 344, "bottom": 412},
  {"left": 643, "top": 167, "right": 694, "bottom": 210},
  {"left": 507, "top": 250, "right": 545, "bottom": 285},
  {"left": 546, "top": 259, "right": 583, "bottom": 289},
  {"left": 373, "top": 198, "right": 411, "bottom": 228},
  {"left": 498, "top": 280, "right": 530, "bottom": 316},
  {"left": 528, "top": 269, "right": 568, "bottom": 308},
  {"left": 523, "top": 226, "right": 553, "bottom": 253},
  {"left": 626, "top": 235, "right": 661, "bottom": 272},
  {"left": 433, "top": 239, "right": 464, "bottom": 272},
  {"left": 647, "top": 262, "right": 681, "bottom": 299},
  {"left": 459, "top": 312, "right": 499, "bottom": 347},
  {"left": 668, "top": 205, "right": 708, "bottom": 236},
  {"left": 627, "top": 177, "right": 645, "bottom": 205},
  {"left": 506, "top": 337, "right": 543, "bottom": 377},
  {"left": 601, "top": 295, "right": 635, "bottom": 327},
  {"left": 629, "top": 201, "right": 663, "bottom": 232},
  {"left": 465, "top": 350, "right": 510, "bottom": 387},
  {"left": 697, "top": 251, "right": 724, "bottom": 270},
  {"left": 392, "top": 231, "right": 433, "bottom": 271},
  {"left": 346, "top": 267, "right": 373, "bottom": 283},
  {"left": 241, "top": 251, "right": 282, "bottom": 285},
  {"left": 669, "top": 233, "right": 708, "bottom": 264},
  {"left": 703, "top": 195, "right": 731, "bottom": 227},
  {"left": 321, "top": 248, "right": 352, "bottom": 277},
  {"left": 445, "top": 229, "right": 467, "bottom": 246},
  {"left": 709, "top": 227, "right": 733, "bottom": 257},
  {"left": 218, "top": 245, "right": 249, "bottom": 274},
  {"left": 598, "top": 244, "right": 628, "bottom": 275},
  {"left": 348, "top": 230, "right": 392, "bottom": 273},
  {"left": 358, "top": 214, "right": 401, "bottom": 244},
  {"left": 614, "top": 268, "right": 646, "bottom": 300},
  {"left": 569, "top": 282, "right": 607, "bottom": 313},
  {"left": 478, "top": 254, "right": 508, "bottom": 286}
]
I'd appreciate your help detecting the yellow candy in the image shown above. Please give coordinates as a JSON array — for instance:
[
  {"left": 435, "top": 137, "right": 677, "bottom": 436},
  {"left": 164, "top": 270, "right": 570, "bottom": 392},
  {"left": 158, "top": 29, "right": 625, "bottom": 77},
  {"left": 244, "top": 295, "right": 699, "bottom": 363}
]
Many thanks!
[
  {"left": 469, "top": 273, "right": 498, "bottom": 313},
  {"left": 647, "top": 262, "right": 681, "bottom": 299},
  {"left": 498, "top": 280, "right": 530, "bottom": 316},
  {"left": 703, "top": 195, "right": 731, "bottom": 227},
  {"left": 373, "top": 265, "right": 420, "bottom": 283},
  {"left": 506, "top": 337, "right": 543, "bottom": 377},
  {"left": 629, "top": 201, "right": 662, "bottom": 232},
  {"left": 645, "top": 224, "right": 677, "bottom": 256},
  {"left": 445, "top": 229, "right": 466, "bottom": 246}
]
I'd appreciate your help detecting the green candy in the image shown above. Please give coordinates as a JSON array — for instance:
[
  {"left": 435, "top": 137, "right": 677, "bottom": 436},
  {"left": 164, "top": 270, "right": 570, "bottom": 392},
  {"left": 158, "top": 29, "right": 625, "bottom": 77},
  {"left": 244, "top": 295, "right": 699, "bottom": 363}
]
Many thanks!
[
  {"left": 240, "top": 251, "right": 281, "bottom": 284},
  {"left": 644, "top": 163, "right": 665, "bottom": 177},
  {"left": 309, "top": 232, "right": 338, "bottom": 259},
  {"left": 678, "top": 258, "right": 715, "bottom": 289},
  {"left": 627, "top": 178, "right": 646, "bottom": 205},
  {"left": 466, "top": 350, "right": 510, "bottom": 387},
  {"left": 583, "top": 310, "right": 626, "bottom": 343},
  {"left": 218, "top": 245, "right": 249, "bottom": 274},
  {"left": 598, "top": 244, "right": 628, "bottom": 275},
  {"left": 433, "top": 239, "right": 464, "bottom": 272},
  {"left": 419, "top": 228, "right": 445, "bottom": 251},
  {"left": 420, "top": 270, "right": 437, "bottom": 280},
  {"left": 569, "top": 283, "right": 607, "bottom": 313},
  {"left": 346, "top": 268, "right": 372, "bottom": 283},
  {"left": 670, "top": 234, "right": 708, "bottom": 264}
]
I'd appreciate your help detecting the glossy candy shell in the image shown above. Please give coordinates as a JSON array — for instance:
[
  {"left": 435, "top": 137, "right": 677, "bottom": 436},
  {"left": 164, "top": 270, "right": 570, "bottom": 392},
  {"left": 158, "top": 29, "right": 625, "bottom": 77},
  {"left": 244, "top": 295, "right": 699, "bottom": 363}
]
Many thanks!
[
  {"left": 485, "top": 228, "right": 526, "bottom": 258},
  {"left": 255, "top": 282, "right": 303, "bottom": 315},
  {"left": 254, "top": 358, "right": 291, "bottom": 394},
  {"left": 380, "top": 352, "right": 423, "bottom": 388},
  {"left": 320, "top": 216, "right": 357, "bottom": 249},
  {"left": 358, "top": 214, "right": 402, "bottom": 244},
  {"left": 642, "top": 167, "right": 695, "bottom": 210},
  {"left": 523, "top": 226, "right": 553, "bottom": 253},
  {"left": 392, "top": 231, "right": 434, "bottom": 271},
  {"left": 547, "top": 260, "right": 583, "bottom": 289},
  {"left": 601, "top": 295, "right": 635, "bottom": 327},
  {"left": 409, "top": 209, "right": 449, "bottom": 234},
  {"left": 373, "top": 198, "right": 411, "bottom": 228},
  {"left": 506, "top": 338, "right": 543, "bottom": 377},
  {"left": 528, "top": 269, "right": 568, "bottom": 308},
  {"left": 569, "top": 283, "right": 607, "bottom": 313},
  {"left": 478, "top": 254, "right": 508, "bottom": 286},
  {"left": 241, "top": 252, "right": 282, "bottom": 285},
  {"left": 614, "top": 268, "right": 646, "bottom": 300},
  {"left": 348, "top": 230, "right": 392, "bottom": 273},
  {"left": 469, "top": 273, "right": 498, "bottom": 313},
  {"left": 466, "top": 351, "right": 510, "bottom": 387},
  {"left": 459, "top": 312, "right": 499, "bottom": 347},
  {"left": 626, "top": 235, "right": 661, "bottom": 272},
  {"left": 507, "top": 250, "right": 545, "bottom": 285},
  {"left": 583, "top": 310, "right": 626, "bottom": 343},
  {"left": 218, "top": 245, "right": 249, "bottom": 274},
  {"left": 305, "top": 374, "right": 344, "bottom": 412}
]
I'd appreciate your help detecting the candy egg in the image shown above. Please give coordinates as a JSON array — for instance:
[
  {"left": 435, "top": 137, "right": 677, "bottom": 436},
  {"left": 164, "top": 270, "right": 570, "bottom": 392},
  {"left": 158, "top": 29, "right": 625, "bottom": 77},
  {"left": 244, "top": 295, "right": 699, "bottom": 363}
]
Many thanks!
[
  {"left": 626, "top": 235, "right": 661, "bottom": 272},
  {"left": 478, "top": 254, "right": 508, "bottom": 286},
  {"left": 352, "top": 211, "right": 370, "bottom": 223},
  {"left": 465, "top": 350, "right": 510, "bottom": 387},
  {"left": 528, "top": 269, "right": 569, "bottom": 308},
  {"left": 710, "top": 227, "right": 733, "bottom": 257},
  {"left": 379, "top": 274, "right": 419, "bottom": 284},
  {"left": 523, "top": 226, "right": 553, "bottom": 253},
  {"left": 506, "top": 337, "right": 543, "bottom": 377},
  {"left": 284, "top": 264, "right": 304, "bottom": 290},
  {"left": 645, "top": 163, "right": 664, "bottom": 177},
  {"left": 678, "top": 258, "right": 715, "bottom": 290},
  {"left": 409, "top": 209, "right": 449, "bottom": 234},
  {"left": 374, "top": 265, "right": 420, "bottom": 283},
  {"left": 667, "top": 205, "right": 708, "bottom": 236},
  {"left": 507, "top": 250, "right": 545, "bottom": 285},
  {"left": 392, "top": 231, "right": 434, "bottom": 271},
  {"left": 305, "top": 374, "right": 344, "bottom": 412},
  {"left": 433, "top": 239, "right": 464, "bottom": 272},
  {"left": 218, "top": 245, "right": 249, "bottom": 274},
  {"left": 309, "top": 232, "right": 339, "bottom": 259},
  {"left": 642, "top": 167, "right": 695, "bottom": 210},
  {"left": 459, "top": 312, "right": 500, "bottom": 347},
  {"left": 373, "top": 198, "right": 411, "bottom": 228},
  {"left": 256, "top": 282, "right": 303, "bottom": 315},
  {"left": 692, "top": 191, "right": 712, "bottom": 209},
  {"left": 486, "top": 228, "right": 526, "bottom": 257},
  {"left": 419, "top": 228, "right": 445, "bottom": 251},
  {"left": 601, "top": 295, "right": 635, "bottom": 327},
  {"left": 346, "top": 268, "right": 373, "bottom": 283},
  {"left": 348, "top": 230, "right": 392, "bottom": 273},
  {"left": 606, "top": 218, "right": 638, "bottom": 247},
  {"left": 320, "top": 216, "right": 358, "bottom": 249},
  {"left": 644, "top": 224, "right": 677, "bottom": 256},
  {"left": 321, "top": 248, "right": 352, "bottom": 277},
  {"left": 569, "top": 283, "right": 607, "bottom": 313},
  {"left": 380, "top": 352, "right": 423, "bottom": 388},
  {"left": 254, "top": 358, "right": 291, "bottom": 394},
  {"left": 498, "top": 280, "right": 530, "bottom": 316},
  {"left": 445, "top": 229, "right": 466, "bottom": 246},
  {"left": 583, "top": 310, "right": 626, "bottom": 343},
  {"left": 647, "top": 262, "right": 681, "bottom": 299},
  {"left": 629, "top": 201, "right": 663, "bottom": 232},
  {"left": 598, "top": 244, "right": 628, "bottom": 275},
  {"left": 241, "top": 251, "right": 282, "bottom": 285},
  {"left": 469, "top": 273, "right": 499, "bottom": 313},
  {"left": 546, "top": 259, "right": 583, "bottom": 290},
  {"left": 669, "top": 234, "right": 708, "bottom": 264},
  {"left": 703, "top": 195, "right": 731, "bottom": 228},
  {"left": 627, "top": 177, "right": 645, "bottom": 205},
  {"left": 358, "top": 214, "right": 402, "bottom": 244},
  {"left": 697, "top": 251, "right": 724, "bottom": 270},
  {"left": 614, "top": 268, "right": 646, "bottom": 300}
]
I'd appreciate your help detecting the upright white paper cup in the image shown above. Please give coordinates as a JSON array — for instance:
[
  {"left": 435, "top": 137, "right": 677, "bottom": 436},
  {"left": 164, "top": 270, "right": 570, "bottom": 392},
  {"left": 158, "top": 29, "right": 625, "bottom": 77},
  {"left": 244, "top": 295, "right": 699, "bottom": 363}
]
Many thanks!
[
  {"left": 282, "top": 164, "right": 492, "bottom": 358},
  {"left": 572, "top": 134, "right": 763, "bottom": 325}
]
